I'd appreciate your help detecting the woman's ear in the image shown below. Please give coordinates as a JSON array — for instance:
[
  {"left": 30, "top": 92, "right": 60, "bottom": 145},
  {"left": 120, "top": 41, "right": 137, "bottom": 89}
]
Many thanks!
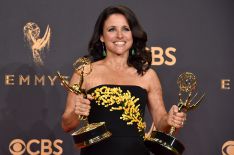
[{"left": 100, "top": 35, "right": 104, "bottom": 42}]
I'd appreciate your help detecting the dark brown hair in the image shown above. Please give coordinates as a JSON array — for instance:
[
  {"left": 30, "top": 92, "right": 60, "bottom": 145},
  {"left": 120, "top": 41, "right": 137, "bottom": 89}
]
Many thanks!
[{"left": 88, "top": 5, "right": 152, "bottom": 75}]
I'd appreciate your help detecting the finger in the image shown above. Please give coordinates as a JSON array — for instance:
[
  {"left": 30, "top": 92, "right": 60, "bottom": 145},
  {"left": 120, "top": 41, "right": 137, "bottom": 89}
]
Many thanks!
[
  {"left": 174, "top": 112, "right": 187, "bottom": 122},
  {"left": 168, "top": 105, "right": 176, "bottom": 116},
  {"left": 75, "top": 98, "right": 90, "bottom": 106},
  {"left": 172, "top": 120, "right": 184, "bottom": 128},
  {"left": 83, "top": 98, "right": 91, "bottom": 105},
  {"left": 173, "top": 110, "right": 186, "bottom": 117},
  {"left": 87, "top": 94, "right": 94, "bottom": 100},
  {"left": 172, "top": 105, "right": 179, "bottom": 113},
  {"left": 175, "top": 111, "right": 186, "bottom": 117},
  {"left": 168, "top": 114, "right": 175, "bottom": 126},
  {"left": 74, "top": 95, "right": 83, "bottom": 105},
  {"left": 173, "top": 114, "right": 186, "bottom": 123},
  {"left": 170, "top": 114, "right": 184, "bottom": 127},
  {"left": 77, "top": 111, "right": 90, "bottom": 117},
  {"left": 75, "top": 94, "right": 84, "bottom": 99},
  {"left": 181, "top": 113, "right": 187, "bottom": 121},
  {"left": 174, "top": 123, "right": 183, "bottom": 128},
  {"left": 76, "top": 103, "right": 91, "bottom": 111},
  {"left": 75, "top": 106, "right": 90, "bottom": 116},
  {"left": 178, "top": 121, "right": 184, "bottom": 128},
  {"left": 75, "top": 99, "right": 90, "bottom": 110},
  {"left": 173, "top": 119, "right": 182, "bottom": 126}
]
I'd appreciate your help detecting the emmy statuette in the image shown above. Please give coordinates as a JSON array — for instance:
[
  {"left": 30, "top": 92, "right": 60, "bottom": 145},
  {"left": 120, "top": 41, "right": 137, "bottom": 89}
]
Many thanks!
[
  {"left": 57, "top": 57, "right": 112, "bottom": 148},
  {"left": 144, "top": 72, "right": 205, "bottom": 155}
]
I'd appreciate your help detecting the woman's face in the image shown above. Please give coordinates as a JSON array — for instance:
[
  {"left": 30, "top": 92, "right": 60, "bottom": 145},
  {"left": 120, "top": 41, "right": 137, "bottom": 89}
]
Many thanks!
[{"left": 100, "top": 13, "right": 133, "bottom": 56}]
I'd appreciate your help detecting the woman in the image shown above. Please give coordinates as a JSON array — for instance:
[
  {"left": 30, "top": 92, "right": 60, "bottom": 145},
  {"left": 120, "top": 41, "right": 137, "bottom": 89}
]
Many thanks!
[{"left": 62, "top": 5, "right": 186, "bottom": 155}]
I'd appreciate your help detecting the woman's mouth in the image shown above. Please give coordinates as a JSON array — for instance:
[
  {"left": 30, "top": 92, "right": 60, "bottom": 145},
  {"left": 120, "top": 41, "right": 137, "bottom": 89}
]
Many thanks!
[{"left": 113, "top": 41, "right": 126, "bottom": 46}]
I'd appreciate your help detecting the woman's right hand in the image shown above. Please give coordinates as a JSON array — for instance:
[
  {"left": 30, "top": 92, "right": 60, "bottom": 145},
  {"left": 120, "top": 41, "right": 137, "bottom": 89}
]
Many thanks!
[{"left": 74, "top": 94, "right": 93, "bottom": 117}]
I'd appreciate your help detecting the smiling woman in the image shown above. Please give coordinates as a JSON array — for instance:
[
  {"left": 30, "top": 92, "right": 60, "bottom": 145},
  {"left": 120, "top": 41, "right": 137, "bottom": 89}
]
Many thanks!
[
  {"left": 100, "top": 14, "right": 133, "bottom": 56},
  {"left": 61, "top": 5, "right": 187, "bottom": 155},
  {"left": 88, "top": 5, "right": 151, "bottom": 75}
]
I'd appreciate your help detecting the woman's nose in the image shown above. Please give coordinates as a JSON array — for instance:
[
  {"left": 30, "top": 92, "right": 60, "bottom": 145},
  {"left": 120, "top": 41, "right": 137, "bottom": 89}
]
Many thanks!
[{"left": 116, "top": 30, "right": 123, "bottom": 39}]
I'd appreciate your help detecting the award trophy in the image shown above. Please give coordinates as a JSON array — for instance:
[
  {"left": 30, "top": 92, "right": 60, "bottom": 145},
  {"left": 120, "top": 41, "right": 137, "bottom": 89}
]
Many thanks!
[
  {"left": 144, "top": 72, "right": 205, "bottom": 155},
  {"left": 57, "top": 57, "right": 112, "bottom": 148}
]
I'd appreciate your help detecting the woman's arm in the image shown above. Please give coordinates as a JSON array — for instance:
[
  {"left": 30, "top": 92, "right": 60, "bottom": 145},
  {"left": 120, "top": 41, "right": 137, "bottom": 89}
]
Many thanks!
[
  {"left": 61, "top": 72, "right": 91, "bottom": 132},
  {"left": 145, "top": 69, "right": 186, "bottom": 133}
]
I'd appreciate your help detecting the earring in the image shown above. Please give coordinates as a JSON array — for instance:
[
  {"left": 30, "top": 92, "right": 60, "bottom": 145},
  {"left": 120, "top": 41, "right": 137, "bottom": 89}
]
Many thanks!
[
  {"left": 131, "top": 49, "right": 135, "bottom": 55},
  {"left": 102, "top": 42, "right": 106, "bottom": 57}
]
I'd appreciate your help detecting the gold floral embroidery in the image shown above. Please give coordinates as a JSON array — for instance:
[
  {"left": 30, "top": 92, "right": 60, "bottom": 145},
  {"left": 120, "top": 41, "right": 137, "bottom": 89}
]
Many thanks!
[{"left": 91, "top": 86, "right": 146, "bottom": 132}]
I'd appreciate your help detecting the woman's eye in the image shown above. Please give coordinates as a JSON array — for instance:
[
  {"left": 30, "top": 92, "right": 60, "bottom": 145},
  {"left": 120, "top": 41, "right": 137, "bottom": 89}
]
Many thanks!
[
  {"left": 108, "top": 28, "right": 115, "bottom": 32},
  {"left": 123, "top": 27, "right": 130, "bottom": 31}
]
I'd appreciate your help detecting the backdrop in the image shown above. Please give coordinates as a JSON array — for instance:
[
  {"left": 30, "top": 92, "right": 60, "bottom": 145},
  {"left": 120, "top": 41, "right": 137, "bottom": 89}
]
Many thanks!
[{"left": 0, "top": 0, "right": 233, "bottom": 155}]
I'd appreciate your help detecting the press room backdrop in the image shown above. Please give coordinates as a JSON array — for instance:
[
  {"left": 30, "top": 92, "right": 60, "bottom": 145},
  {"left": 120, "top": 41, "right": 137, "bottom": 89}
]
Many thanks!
[{"left": 0, "top": 0, "right": 233, "bottom": 155}]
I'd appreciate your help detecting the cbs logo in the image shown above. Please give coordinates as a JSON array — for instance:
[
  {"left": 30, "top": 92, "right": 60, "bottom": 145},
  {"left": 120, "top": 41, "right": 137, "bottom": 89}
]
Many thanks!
[
  {"left": 9, "top": 139, "right": 63, "bottom": 155},
  {"left": 222, "top": 141, "right": 234, "bottom": 155},
  {"left": 148, "top": 47, "right": 176, "bottom": 66}
]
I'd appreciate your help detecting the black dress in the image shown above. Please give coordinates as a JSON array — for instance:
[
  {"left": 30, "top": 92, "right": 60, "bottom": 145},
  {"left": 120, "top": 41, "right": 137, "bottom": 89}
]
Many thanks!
[{"left": 80, "top": 85, "right": 150, "bottom": 155}]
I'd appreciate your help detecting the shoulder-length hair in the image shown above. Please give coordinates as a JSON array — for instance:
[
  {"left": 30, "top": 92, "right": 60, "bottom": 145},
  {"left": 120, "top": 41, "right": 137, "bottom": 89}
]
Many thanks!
[{"left": 87, "top": 5, "right": 152, "bottom": 75}]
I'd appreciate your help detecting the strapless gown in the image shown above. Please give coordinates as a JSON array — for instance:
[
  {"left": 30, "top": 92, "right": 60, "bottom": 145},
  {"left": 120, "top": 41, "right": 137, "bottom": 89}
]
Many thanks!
[{"left": 80, "top": 85, "right": 150, "bottom": 155}]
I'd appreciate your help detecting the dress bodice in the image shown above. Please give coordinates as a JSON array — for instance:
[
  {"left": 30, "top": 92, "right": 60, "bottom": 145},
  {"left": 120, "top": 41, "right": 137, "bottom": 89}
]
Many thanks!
[
  {"left": 87, "top": 84, "right": 148, "bottom": 137},
  {"left": 81, "top": 85, "right": 150, "bottom": 155},
  {"left": 81, "top": 85, "right": 149, "bottom": 155}
]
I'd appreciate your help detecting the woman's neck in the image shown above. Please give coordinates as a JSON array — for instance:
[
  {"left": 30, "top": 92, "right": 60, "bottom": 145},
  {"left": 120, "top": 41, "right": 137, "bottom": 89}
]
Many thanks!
[{"left": 103, "top": 54, "right": 129, "bottom": 71}]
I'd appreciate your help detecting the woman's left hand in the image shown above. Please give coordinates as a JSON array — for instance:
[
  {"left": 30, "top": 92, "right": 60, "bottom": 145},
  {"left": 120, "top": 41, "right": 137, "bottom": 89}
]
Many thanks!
[{"left": 167, "top": 105, "right": 187, "bottom": 129}]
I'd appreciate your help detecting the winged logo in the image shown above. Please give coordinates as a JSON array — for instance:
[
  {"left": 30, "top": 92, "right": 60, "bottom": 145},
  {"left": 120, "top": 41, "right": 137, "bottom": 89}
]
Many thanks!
[{"left": 23, "top": 22, "right": 51, "bottom": 66}]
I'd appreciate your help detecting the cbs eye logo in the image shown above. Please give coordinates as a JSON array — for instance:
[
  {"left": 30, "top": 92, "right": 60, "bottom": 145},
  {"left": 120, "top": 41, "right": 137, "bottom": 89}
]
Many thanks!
[
  {"left": 9, "top": 139, "right": 63, "bottom": 155},
  {"left": 9, "top": 139, "right": 26, "bottom": 155},
  {"left": 222, "top": 141, "right": 234, "bottom": 155}
]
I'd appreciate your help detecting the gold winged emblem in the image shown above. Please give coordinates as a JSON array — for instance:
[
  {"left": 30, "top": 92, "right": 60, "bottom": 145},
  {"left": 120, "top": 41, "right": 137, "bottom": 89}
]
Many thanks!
[{"left": 23, "top": 22, "right": 51, "bottom": 66}]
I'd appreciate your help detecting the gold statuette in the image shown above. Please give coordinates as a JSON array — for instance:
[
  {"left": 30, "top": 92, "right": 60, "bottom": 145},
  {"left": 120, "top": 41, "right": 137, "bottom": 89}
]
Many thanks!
[
  {"left": 23, "top": 22, "right": 51, "bottom": 66},
  {"left": 144, "top": 72, "right": 205, "bottom": 155},
  {"left": 57, "top": 57, "right": 112, "bottom": 148}
]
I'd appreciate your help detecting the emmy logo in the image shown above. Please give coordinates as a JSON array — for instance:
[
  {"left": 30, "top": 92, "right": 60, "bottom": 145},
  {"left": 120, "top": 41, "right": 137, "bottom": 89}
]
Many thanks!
[{"left": 23, "top": 22, "right": 51, "bottom": 66}]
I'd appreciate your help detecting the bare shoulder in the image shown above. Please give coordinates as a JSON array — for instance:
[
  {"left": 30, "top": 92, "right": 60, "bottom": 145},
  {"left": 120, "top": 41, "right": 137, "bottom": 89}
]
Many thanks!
[
  {"left": 144, "top": 68, "right": 158, "bottom": 78},
  {"left": 88, "top": 60, "right": 106, "bottom": 75},
  {"left": 142, "top": 68, "right": 161, "bottom": 92},
  {"left": 143, "top": 68, "right": 160, "bottom": 83}
]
